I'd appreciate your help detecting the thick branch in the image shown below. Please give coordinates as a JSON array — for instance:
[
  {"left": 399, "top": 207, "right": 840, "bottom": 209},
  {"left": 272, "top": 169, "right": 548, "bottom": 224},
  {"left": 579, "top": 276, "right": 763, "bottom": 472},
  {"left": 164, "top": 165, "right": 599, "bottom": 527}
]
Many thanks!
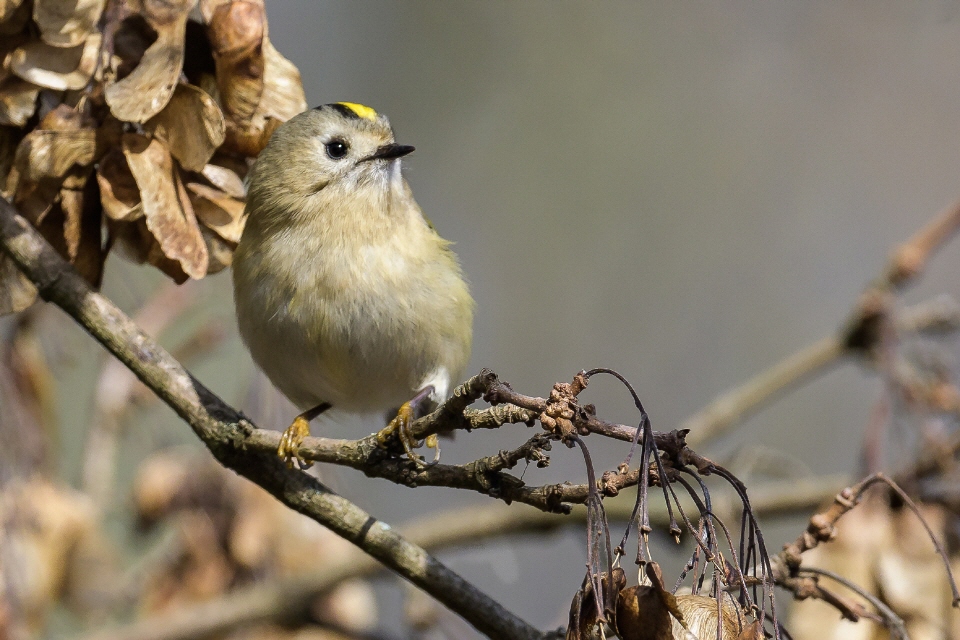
[{"left": 0, "top": 197, "right": 546, "bottom": 640}]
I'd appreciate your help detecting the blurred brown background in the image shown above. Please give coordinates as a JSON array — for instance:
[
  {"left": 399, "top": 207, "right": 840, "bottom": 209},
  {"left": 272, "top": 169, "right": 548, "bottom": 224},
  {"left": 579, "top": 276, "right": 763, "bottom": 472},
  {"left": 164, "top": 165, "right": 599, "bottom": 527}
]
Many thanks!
[{"left": 22, "top": 2, "right": 960, "bottom": 636}]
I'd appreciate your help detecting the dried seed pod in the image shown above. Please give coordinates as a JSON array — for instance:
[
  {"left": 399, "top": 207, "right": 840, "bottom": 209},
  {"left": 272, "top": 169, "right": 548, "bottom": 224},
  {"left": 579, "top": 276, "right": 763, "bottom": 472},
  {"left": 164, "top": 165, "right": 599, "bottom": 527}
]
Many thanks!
[
  {"left": 199, "top": 162, "right": 245, "bottom": 199},
  {"left": 0, "top": 78, "right": 40, "bottom": 126},
  {"left": 96, "top": 147, "right": 142, "bottom": 221},
  {"left": 222, "top": 38, "right": 305, "bottom": 156},
  {"left": 59, "top": 176, "right": 104, "bottom": 286},
  {"left": 105, "top": 0, "right": 198, "bottom": 122},
  {"left": 122, "top": 133, "right": 208, "bottom": 279},
  {"left": 33, "top": 0, "right": 106, "bottom": 48},
  {"left": 185, "top": 180, "right": 244, "bottom": 243},
  {"left": 0, "top": 254, "right": 36, "bottom": 314},
  {"left": 144, "top": 83, "right": 225, "bottom": 172},
  {"left": 200, "top": 225, "right": 233, "bottom": 274},
  {"left": 205, "top": 0, "right": 265, "bottom": 122},
  {"left": 614, "top": 562, "right": 755, "bottom": 640},
  {"left": 10, "top": 34, "right": 102, "bottom": 91},
  {"left": 5, "top": 105, "right": 97, "bottom": 225},
  {"left": 0, "top": 0, "right": 26, "bottom": 24},
  {"left": 0, "top": 0, "right": 304, "bottom": 313},
  {"left": 0, "top": 0, "right": 31, "bottom": 36},
  {"left": 7, "top": 128, "right": 96, "bottom": 188}
]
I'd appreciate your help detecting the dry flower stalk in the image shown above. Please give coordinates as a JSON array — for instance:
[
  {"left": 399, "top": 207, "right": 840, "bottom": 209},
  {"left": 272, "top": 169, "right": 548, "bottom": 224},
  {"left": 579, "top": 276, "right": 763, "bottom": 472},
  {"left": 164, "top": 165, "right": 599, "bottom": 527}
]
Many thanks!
[{"left": 0, "top": 0, "right": 307, "bottom": 314}]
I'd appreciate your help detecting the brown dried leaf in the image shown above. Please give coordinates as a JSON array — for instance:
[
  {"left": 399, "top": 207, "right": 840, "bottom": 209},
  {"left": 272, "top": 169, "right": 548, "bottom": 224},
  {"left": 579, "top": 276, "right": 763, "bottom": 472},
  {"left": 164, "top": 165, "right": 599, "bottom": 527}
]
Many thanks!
[
  {"left": 222, "top": 38, "right": 306, "bottom": 156},
  {"left": 9, "top": 129, "right": 96, "bottom": 186},
  {"left": 206, "top": 0, "right": 265, "bottom": 122},
  {"left": 615, "top": 561, "right": 754, "bottom": 640},
  {"left": 96, "top": 148, "right": 142, "bottom": 221},
  {"left": 0, "top": 254, "right": 36, "bottom": 314},
  {"left": 61, "top": 177, "right": 104, "bottom": 286},
  {"left": 122, "top": 133, "right": 208, "bottom": 279},
  {"left": 5, "top": 108, "right": 97, "bottom": 226},
  {"left": 220, "top": 104, "right": 275, "bottom": 158},
  {"left": 10, "top": 34, "right": 102, "bottom": 91},
  {"left": 615, "top": 585, "right": 673, "bottom": 640},
  {"left": 146, "top": 238, "right": 190, "bottom": 283},
  {"left": 74, "top": 222, "right": 105, "bottom": 287},
  {"left": 107, "top": 217, "right": 151, "bottom": 264},
  {"left": 736, "top": 620, "right": 763, "bottom": 640},
  {"left": 105, "top": 0, "right": 197, "bottom": 123},
  {"left": 33, "top": 0, "right": 106, "bottom": 48},
  {"left": 0, "top": 31, "right": 28, "bottom": 83},
  {"left": 62, "top": 187, "right": 84, "bottom": 259},
  {"left": 567, "top": 569, "right": 626, "bottom": 640},
  {"left": 0, "top": 0, "right": 30, "bottom": 36},
  {"left": 38, "top": 101, "right": 97, "bottom": 131},
  {"left": 258, "top": 39, "right": 306, "bottom": 124},
  {"left": 200, "top": 225, "right": 232, "bottom": 274},
  {"left": 144, "top": 83, "right": 225, "bottom": 172},
  {"left": 198, "top": 0, "right": 238, "bottom": 24},
  {"left": 0, "top": 126, "right": 19, "bottom": 187},
  {"left": 615, "top": 563, "right": 678, "bottom": 640},
  {"left": 200, "top": 162, "right": 245, "bottom": 198},
  {"left": 0, "top": 77, "right": 39, "bottom": 126},
  {"left": 0, "top": 0, "right": 24, "bottom": 22},
  {"left": 25, "top": 105, "right": 97, "bottom": 176},
  {"left": 186, "top": 181, "right": 244, "bottom": 243},
  {"left": 110, "top": 11, "right": 159, "bottom": 80},
  {"left": 13, "top": 183, "right": 60, "bottom": 224},
  {"left": 94, "top": 115, "right": 125, "bottom": 156}
]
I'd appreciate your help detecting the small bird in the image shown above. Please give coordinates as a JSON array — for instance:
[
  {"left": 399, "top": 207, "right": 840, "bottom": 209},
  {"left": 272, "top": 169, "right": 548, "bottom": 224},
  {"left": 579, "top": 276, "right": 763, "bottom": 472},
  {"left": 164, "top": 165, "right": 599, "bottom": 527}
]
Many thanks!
[{"left": 232, "top": 102, "right": 474, "bottom": 468}]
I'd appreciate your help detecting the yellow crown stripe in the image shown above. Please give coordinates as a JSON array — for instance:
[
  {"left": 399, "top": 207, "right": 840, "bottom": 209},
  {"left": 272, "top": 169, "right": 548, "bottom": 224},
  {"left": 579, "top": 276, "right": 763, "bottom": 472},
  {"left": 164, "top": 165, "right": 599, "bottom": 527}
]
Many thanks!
[{"left": 336, "top": 102, "right": 378, "bottom": 121}]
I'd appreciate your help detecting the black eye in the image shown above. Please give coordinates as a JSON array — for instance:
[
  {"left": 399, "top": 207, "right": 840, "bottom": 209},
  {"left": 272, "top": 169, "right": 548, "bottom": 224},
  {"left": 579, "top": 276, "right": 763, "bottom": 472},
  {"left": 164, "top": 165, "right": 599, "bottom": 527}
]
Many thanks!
[{"left": 325, "top": 139, "right": 349, "bottom": 159}]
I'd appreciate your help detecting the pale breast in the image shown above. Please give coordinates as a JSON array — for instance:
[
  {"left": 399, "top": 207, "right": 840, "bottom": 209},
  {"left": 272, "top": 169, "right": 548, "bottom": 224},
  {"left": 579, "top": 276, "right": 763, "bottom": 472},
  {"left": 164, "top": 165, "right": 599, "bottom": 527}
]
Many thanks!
[{"left": 233, "top": 223, "right": 472, "bottom": 413}]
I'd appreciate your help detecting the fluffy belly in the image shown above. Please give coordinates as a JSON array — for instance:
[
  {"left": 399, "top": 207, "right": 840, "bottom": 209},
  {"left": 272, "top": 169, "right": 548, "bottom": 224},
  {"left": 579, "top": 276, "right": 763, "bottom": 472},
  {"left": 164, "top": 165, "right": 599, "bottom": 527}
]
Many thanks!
[
  {"left": 236, "top": 271, "right": 468, "bottom": 414},
  {"left": 240, "top": 300, "right": 423, "bottom": 412},
  {"left": 234, "top": 220, "right": 472, "bottom": 415}
]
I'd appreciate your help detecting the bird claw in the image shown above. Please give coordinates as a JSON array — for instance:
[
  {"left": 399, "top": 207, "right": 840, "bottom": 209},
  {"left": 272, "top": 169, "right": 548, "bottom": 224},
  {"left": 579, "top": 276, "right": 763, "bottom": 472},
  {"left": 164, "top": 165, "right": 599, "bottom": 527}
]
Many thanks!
[
  {"left": 377, "top": 400, "right": 441, "bottom": 467},
  {"left": 278, "top": 415, "right": 313, "bottom": 470}
]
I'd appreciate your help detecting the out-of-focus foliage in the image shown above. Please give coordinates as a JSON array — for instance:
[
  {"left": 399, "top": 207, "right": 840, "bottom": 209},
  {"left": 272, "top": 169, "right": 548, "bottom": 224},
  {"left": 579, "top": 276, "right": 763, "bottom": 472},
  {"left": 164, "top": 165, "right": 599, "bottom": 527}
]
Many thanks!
[
  {"left": 0, "top": 0, "right": 306, "bottom": 314},
  {"left": 133, "top": 450, "right": 377, "bottom": 637},
  {"left": 790, "top": 493, "right": 960, "bottom": 640}
]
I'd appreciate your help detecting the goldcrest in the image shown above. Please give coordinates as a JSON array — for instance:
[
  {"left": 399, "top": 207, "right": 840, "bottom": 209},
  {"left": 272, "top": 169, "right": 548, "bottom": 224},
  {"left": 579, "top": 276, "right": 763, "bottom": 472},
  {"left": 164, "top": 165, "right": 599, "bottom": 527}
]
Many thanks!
[{"left": 232, "top": 102, "right": 474, "bottom": 467}]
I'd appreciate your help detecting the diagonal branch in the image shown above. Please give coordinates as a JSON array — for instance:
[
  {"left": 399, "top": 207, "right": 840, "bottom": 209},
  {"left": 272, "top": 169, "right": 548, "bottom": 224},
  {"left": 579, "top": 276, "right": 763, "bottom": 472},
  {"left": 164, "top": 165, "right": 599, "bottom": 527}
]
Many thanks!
[{"left": 0, "top": 197, "right": 549, "bottom": 640}]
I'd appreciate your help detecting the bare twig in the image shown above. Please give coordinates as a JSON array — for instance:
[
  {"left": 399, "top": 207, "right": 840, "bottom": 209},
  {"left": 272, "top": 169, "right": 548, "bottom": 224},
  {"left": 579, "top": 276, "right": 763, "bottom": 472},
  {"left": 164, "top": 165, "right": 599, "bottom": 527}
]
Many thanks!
[
  {"left": 774, "top": 473, "right": 960, "bottom": 609},
  {"left": 884, "top": 197, "right": 960, "bottom": 287},
  {"left": 681, "top": 197, "right": 960, "bottom": 447},
  {"left": 798, "top": 567, "right": 907, "bottom": 639},
  {"left": 682, "top": 336, "right": 845, "bottom": 446},
  {"left": 0, "top": 197, "right": 547, "bottom": 640}
]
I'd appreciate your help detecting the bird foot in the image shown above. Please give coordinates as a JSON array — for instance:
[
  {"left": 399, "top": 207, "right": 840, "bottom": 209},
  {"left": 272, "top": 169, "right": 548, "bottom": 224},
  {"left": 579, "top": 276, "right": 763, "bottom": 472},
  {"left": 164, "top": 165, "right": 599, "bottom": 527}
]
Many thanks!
[
  {"left": 277, "top": 403, "right": 330, "bottom": 470},
  {"left": 278, "top": 415, "right": 312, "bottom": 469},
  {"left": 377, "top": 387, "right": 440, "bottom": 466}
]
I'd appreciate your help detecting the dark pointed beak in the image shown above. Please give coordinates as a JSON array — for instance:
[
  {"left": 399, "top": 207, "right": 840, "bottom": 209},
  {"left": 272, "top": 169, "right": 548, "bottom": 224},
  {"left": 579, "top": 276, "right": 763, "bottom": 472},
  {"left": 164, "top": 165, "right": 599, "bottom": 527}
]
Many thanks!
[{"left": 363, "top": 143, "right": 415, "bottom": 162}]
